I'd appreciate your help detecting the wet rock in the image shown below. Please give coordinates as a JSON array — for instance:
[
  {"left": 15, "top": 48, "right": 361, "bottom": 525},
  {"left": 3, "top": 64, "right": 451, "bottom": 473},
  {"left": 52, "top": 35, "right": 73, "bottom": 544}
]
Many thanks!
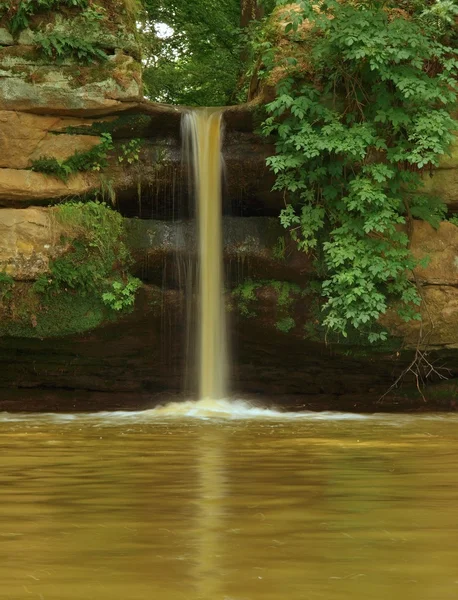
[
  {"left": 0, "top": 284, "right": 456, "bottom": 411},
  {"left": 125, "top": 217, "right": 312, "bottom": 286}
]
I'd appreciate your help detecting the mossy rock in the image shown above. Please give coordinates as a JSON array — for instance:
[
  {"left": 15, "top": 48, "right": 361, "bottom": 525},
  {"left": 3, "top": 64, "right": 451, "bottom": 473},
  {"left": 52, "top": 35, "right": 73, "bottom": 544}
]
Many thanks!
[{"left": 0, "top": 283, "right": 113, "bottom": 338}]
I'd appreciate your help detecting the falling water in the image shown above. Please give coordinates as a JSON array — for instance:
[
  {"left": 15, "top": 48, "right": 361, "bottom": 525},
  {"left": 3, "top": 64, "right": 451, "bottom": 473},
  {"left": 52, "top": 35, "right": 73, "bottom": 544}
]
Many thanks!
[{"left": 182, "top": 109, "right": 228, "bottom": 400}]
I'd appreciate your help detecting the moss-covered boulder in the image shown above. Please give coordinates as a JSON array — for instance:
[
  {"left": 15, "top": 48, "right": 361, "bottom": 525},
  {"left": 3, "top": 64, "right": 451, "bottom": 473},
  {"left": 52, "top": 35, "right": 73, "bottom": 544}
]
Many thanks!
[{"left": 0, "top": 201, "right": 141, "bottom": 338}]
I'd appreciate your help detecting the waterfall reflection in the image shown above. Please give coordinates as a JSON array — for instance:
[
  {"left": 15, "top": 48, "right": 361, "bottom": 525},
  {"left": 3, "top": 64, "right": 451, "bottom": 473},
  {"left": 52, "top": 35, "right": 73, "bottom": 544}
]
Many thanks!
[{"left": 194, "top": 428, "right": 227, "bottom": 598}]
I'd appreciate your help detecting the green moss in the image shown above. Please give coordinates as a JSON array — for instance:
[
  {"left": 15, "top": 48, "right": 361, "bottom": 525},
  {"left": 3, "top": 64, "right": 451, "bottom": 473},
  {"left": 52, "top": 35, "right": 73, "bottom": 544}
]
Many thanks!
[
  {"left": 5, "top": 0, "right": 89, "bottom": 36},
  {"left": 0, "top": 272, "right": 14, "bottom": 302},
  {"left": 0, "top": 288, "right": 111, "bottom": 338}
]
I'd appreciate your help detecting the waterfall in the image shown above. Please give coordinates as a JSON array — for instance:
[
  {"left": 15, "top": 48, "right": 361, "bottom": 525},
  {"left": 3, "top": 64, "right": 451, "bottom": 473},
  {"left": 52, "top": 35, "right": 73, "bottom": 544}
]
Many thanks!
[{"left": 182, "top": 109, "right": 228, "bottom": 400}]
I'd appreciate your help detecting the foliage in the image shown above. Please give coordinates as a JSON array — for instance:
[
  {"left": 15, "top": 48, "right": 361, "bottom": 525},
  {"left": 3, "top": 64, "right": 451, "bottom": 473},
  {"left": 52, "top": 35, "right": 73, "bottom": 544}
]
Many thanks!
[
  {"left": 142, "top": 0, "right": 242, "bottom": 106},
  {"left": 34, "top": 201, "right": 141, "bottom": 313},
  {"left": 0, "top": 200, "right": 142, "bottom": 338},
  {"left": 102, "top": 277, "right": 142, "bottom": 311},
  {"left": 35, "top": 30, "right": 108, "bottom": 63},
  {"left": 232, "top": 278, "right": 301, "bottom": 332},
  {"left": 0, "top": 272, "right": 14, "bottom": 302},
  {"left": 261, "top": 0, "right": 458, "bottom": 342},
  {"left": 118, "top": 139, "right": 142, "bottom": 164},
  {"left": 31, "top": 133, "right": 113, "bottom": 181},
  {"left": 232, "top": 278, "right": 260, "bottom": 316}
]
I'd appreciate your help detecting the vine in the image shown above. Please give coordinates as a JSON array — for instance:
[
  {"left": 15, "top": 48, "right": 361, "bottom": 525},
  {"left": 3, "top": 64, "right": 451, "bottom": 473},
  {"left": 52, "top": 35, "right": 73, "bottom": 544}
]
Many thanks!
[{"left": 261, "top": 0, "right": 458, "bottom": 343}]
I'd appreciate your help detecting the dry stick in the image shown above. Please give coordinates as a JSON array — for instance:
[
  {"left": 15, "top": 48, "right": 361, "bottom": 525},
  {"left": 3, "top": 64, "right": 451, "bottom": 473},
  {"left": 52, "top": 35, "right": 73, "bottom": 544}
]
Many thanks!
[{"left": 377, "top": 271, "right": 450, "bottom": 404}]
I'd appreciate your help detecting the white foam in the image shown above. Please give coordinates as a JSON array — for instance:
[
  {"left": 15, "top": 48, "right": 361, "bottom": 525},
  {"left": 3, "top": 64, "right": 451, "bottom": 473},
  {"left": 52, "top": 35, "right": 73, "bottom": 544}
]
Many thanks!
[
  {"left": 0, "top": 398, "right": 456, "bottom": 424},
  {"left": 137, "top": 397, "right": 371, "bottom": 420}
]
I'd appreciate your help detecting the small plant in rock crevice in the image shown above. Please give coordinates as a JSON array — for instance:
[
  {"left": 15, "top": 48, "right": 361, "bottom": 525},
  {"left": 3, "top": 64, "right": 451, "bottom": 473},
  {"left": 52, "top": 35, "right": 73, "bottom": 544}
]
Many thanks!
[
  {"left": 30, "top": 133, "right": 114, "bottom": 181},
  {"left": 117, "top": 139, "right": 142, "bottom": 165},
  {"left": 35, "top": 30, "right": 108, "bottom": 63}
]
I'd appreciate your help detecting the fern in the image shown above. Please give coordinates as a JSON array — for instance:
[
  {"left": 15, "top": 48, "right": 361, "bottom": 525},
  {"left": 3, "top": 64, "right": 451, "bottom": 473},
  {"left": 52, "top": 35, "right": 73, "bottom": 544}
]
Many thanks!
[{"left": 35, "top": 31, "right": 108, "bottom": 63}]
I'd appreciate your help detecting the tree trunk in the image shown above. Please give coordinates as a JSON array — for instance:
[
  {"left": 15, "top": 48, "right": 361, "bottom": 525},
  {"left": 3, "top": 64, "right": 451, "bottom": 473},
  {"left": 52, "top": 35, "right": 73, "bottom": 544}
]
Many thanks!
[{"left": 240, "top": 0, "right": 264, "bottom": 28}]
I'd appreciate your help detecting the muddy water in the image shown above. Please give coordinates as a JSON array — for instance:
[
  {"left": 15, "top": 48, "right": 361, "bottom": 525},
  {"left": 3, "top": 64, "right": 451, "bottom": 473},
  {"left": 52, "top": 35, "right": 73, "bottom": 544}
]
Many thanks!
[{"left": 1, "top": 407, "right": 457, "bottom": 600}]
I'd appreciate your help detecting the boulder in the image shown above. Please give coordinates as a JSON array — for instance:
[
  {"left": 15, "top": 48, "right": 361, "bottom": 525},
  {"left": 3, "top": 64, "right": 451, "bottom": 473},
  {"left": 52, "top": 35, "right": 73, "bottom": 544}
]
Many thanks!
[{"left": 411, "top": 220, "right": 458, "bottom": 285}]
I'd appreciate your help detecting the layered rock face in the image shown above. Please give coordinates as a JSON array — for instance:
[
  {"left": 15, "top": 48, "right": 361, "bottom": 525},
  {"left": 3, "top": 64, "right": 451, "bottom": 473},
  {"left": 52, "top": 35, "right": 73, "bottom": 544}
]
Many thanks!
[
  {"left": 0, "top": 0, "right": 141, "bottom": 115},
  {"left": 0, "top": 0, "right": 141, "bottom": 204}
]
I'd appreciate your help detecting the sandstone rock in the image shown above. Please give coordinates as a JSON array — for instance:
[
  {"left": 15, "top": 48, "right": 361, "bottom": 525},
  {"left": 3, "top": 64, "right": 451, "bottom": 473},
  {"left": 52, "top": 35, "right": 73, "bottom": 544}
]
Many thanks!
[
  {"left": 0, "top": 169, "right": 96, "bottom": 205},
  {"left": 421, "top": 169, "right": 458, "bottom": 210},
  {"left": 0, "top": 50, "right": 142, "bottom": 116},
  {"left": 29, "top": 134, "right": 101, "bottom": 165},
  {"left": 411, "top": 220, "right": 458, "bottom": 285},
  {"left": 383, "top": 286, "right": 458, "bottom": 349},
  {"left": 113, "top": 134, "right": 282, "bottom": 219},
  {"left": 0, "top": 110, "right": 101, "bottom": 168},
  {"left": 0, "top": 207, "right": 67, "bottom": 279}
]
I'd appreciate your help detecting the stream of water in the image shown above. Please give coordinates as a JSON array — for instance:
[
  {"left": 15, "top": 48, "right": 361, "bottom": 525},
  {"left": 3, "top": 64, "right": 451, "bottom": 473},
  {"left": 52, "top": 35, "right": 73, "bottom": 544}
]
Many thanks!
[
  {"left": 181, "top": 108, "right": 227, "bottom": 400},
  {"left": 1, "top": 410, "right": 458, "bottom": 599}
]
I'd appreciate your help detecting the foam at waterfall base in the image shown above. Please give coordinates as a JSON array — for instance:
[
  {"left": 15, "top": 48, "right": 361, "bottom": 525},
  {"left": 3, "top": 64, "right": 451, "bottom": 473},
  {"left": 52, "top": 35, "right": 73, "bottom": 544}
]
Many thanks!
[
  {"left": 143, "top": 397, "right": 370, "bottom": 419},
  {"left": 2, "top": 399, "right": 458, "bottom": 423}
]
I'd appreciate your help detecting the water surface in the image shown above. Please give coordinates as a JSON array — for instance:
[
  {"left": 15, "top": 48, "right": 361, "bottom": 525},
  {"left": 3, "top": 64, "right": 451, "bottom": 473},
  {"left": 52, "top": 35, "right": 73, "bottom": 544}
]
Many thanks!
[{"left": 1, "top": 403, "right": 457, "bottom": 599}]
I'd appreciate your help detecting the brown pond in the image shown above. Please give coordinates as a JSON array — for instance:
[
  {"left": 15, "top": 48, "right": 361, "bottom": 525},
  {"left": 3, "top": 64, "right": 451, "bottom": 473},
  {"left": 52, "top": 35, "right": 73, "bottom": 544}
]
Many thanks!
[{"left": 1, "top": 400, "right": 457, "bottom": 599}]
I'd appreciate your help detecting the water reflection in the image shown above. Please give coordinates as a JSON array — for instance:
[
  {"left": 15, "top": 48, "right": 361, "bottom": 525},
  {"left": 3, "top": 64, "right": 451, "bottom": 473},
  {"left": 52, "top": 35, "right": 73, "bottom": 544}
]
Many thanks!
[
  {"left": 194, "top": 430, "right": 226, "bottom": 599},
  {"left": 0, "top": 413, "right": 457, "bottom": 599}
]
